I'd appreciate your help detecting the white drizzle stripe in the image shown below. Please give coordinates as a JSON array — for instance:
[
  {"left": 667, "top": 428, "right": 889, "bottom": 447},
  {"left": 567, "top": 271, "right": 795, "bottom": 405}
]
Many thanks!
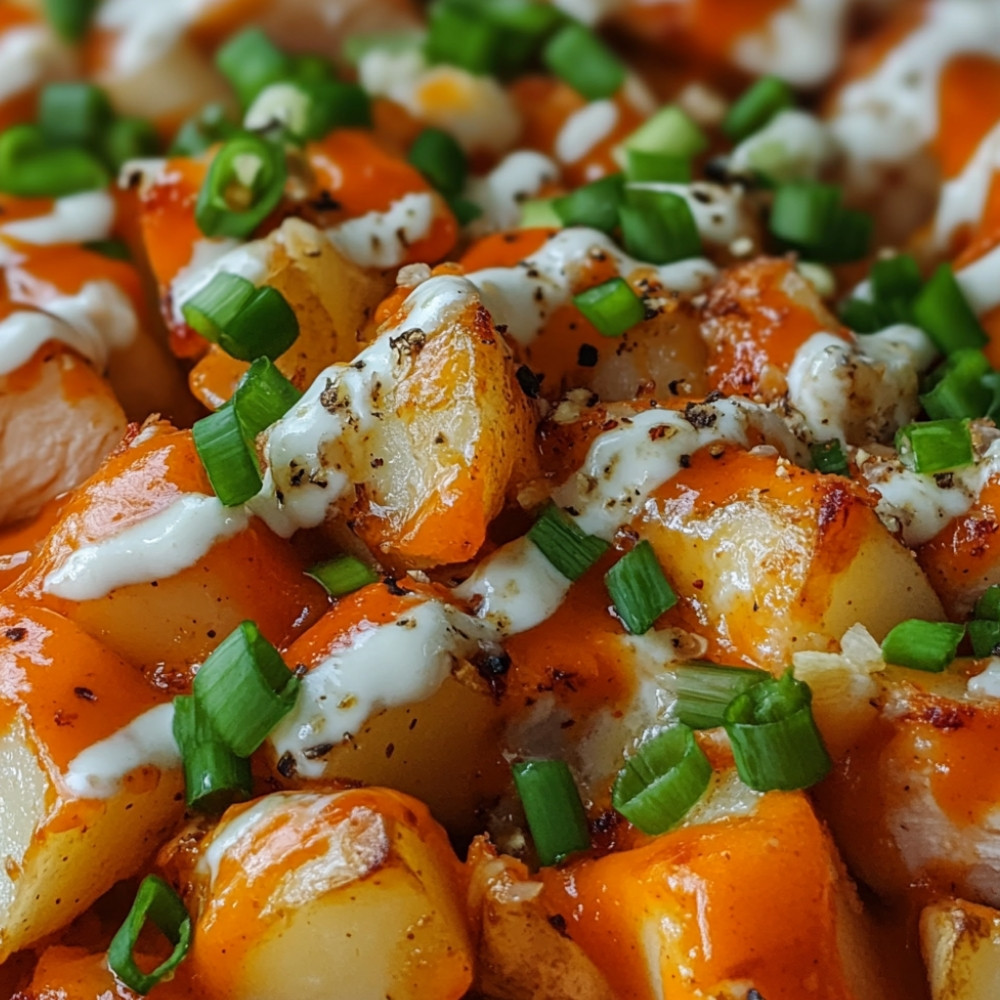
[
  {"left": 0, "top": 192, "right": 115, "bottom": 246},
  {"left": 933, "top": 120, "right": 1000, "bottom": 250},
  {"left": 169, "top": 237, "right": 267, "bottom": 327},
  {"left": 62, "top": 703, "right": 179, "bottom": 799},
  {"left": 327, "top": 192, "right": 436, "bottom": 268},
  {"left": 42, "top": 495, "right": 249, "bottom": 601},
  {"left": 0, "top": 25, "right": 65, "bottom": 104},
  {"left": 269, "top": 599, "right": 492, "bottom": 779},
  {"left": 465, "top": 151, "right": 559, "bottom": 238},
  {"left": 957, "top": 242, "right": 1000, "bottom": 317},
  {"left": 555, "top": 100, "right": 619, "bottom": 165},
  {"left": 96, "top": 0, "right": 217, "bottom": 74}
]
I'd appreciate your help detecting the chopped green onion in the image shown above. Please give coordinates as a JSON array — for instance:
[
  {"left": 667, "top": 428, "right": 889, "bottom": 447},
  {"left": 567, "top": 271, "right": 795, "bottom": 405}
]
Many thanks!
[
  {"left": 512, "top": 759, "right": 590, "bottom": 866},
  {"left": 573, "top": 277, "right": 645, "bottom": 338},
  {"left": 839, "top": 297, "right": 882, "bottom": 334},
  {"left": 543, "top": 23, "right": 625, "bottom": 101},
  {"left": 233, "top": 358, "right": 302, "bottom": 437},
  {"left": 823, "top": 208, "right": 873, "bottom": 264},
  {"left": 193, "top": 621, "right": 300, "bottom": 757},
  {"left": 342, "top": 31, "right": 424, "bottom": 66},
  {"left": 920, "top": 350, "right": 994, "bottom": 420},
  {"left": 722, "top": 76, "right": 795, "bottom": 142},
  {"left": 769, "top": 182, "right": 871, "bottom": 263},
  {"left": 605, "top": 539, "right": 677, "bottom": 634},
  {"left": 612, "top": 725, "right": 711, "bottom": 833},
  {"left": 810, "top": 439, "right": 850, "bottom": 476},
  {"left": 619, "top": 190, "right": 701, "bottom": 264},
  {"left": 43, "top": 0, "right": 98, "bottom": 41},
  {"left": 172, "top": 695, "right": 252, "bottom": 813},
  {"left": 447, "top": 194, "right": 483, "bottom": 225},
  {"left": 975, "top": 585, "right": 1000, "bottom": 621},
  {"left": 913, "top": 263, "right": 988, "bottom": 354},
  {"left": 182, "top": 273, "right": 256, "bottom": 345},
  {"left": 290, "top": 53, "right": 338, "bottom": 86},
  {"left": 37, "top": 82, "right": 112, "bottom": 149},
  {"left": 195, "top": 133, "right": 286, "bottom": 239},
  {"left": 625, "top": 150, "right": 692, "bottom": 183},
  {"left": 881, "top": 619, "right": 965, "bottom": 672},
  {"left": 104, "top": 117, "right": 159, "bottom": 170},
  {"left": 216, "top": 27, "right": 292, "bottom": 108},
  {"left": 219, "top": 285, "right": 299, "bottom": 362},
  {"left": 306, "top": 555, "right": 379, "bottom": 597},
  {"left": 895, "top": 418, "right": 974, "bottom": 475},
  {"left": 723, "top": 670, "right": 831, "bottom": 791},
  {"left": 169, "top": 104, "right": 239, "bottom": 157},
  {"left": 0, "top": 126, "right": 108, "bottom": 197},
  {"left": 871, "top": 254, "right": 922, "bottom": 320},
  {"left": 674, "top": 661, "right": 769, "bottom": 730},
  {"left": 408, "top": 127, "right": 468, "bottom": 197},
  {"left": 425, "top": 2, "right": 503, "bottom": 75},
  {"left": 968, "top": 619, "right": 1000, "bottom": 659},
  {"left": 192, "top": 403, "right": 262, "bottom": 506},
  {"left": 622, "top": 105, "right": 708, "bottom": 161},
  {"left": 107, "top": 876, "right": 192, "bottom": 995},
  {"left": 552, "top": 173, "right": 625, "bottom": 233},
  {"left": 527, "top": 502, "right": 608, "bottom": 582},
  {"left": 519, "top": 198, "right": 562, "bottom": 228}
]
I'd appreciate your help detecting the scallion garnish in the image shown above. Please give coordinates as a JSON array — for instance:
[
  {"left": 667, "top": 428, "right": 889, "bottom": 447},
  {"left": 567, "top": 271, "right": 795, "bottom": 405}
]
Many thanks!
[
  {"left": 193, "top": 621, "right": 300, "bottom": 758},
  {"left": 573, "top": 277, "right": 645, "bottom": 338},
  {"left": 171, "top": 695, "right": 252, "bottom": 813},
  {"left": 542, "top": 23, "right": 625, "bottom": 101},
  {"left": 612, "top": 725, "right": 711, "bottom": 833},
  {"left": 519, "top": 197, "right": 562, "bottom": 228},
  {"left": 723, "top": 670, "right": 831, "bottom": 791},
  {"left": 0, "top": 125, "right": 108, "bottom": 197},
  {"left": 43, "top": 0, "right": 98, "bottom": 41},
  {"left": 920, "top": 350, "right": 994, "bottom": 421},
  {"left": 605, "top": 539, "right": 677, "bottom": 634},
  {"left": 622, "top": 105, "right": 708, "bottom": 162},
  {"left": 194, "top": 133, "right": 286, "bottom": 239},
  {"left": 300, "top": 80, "right": 372, "bottom": 139},
  {"left": 912, "top": 263, "right": 988, "bottom": 354},
  {"left": 233, "top": 358, "right": 302, "bottom": 437},
  {"left": 895, "top": 418, "right": 974, "bottom": 475},
  {"left": 527, "top": 502, "right": 608, "bottom": 581},
  {"left": 769, "top": 182, "right": 871, "bottom": 263},
  {"left": 169, "top": 104, "right": 239, "bottom": 157},
  {"left": 512, "top": 759, "right": 590, "bottom": 866},
  {"left": 192, "top": 403, "right": 262, "bottom": 507},
  {"left": 968, "top": 619, "right": 1000, "bottom": 659},
  {"left": 216, "top": 27, "right": 293, "bottom": 108},
  {"left": 38, "top": 82, "right": 113, "bottom": 150},
  {"left": 306, "top": 555, "right": 379, "bottom": 597},
  {"left": 107, "top": 876, "right": 192, "bottom": 995},
  {"left": 722, "top": 76, "right": 794, "bottom": 142},
  {"left": 425, "top": 1, "right": 503, "bottom": 75},
  {"left": 625, "top": 149, "right": 691, "bottom": 184},
  {"left": 619, "top": 190, "right": 701, "bottom": 264},
  {"left": 975, "top": 585, "right": 1000, "bottom": 621},
  {"left": 408, "top": 127, "right": 468, "bottom": 197},
  {"left": 881, "top": 619, "right": 965, "bottom": 672},
  {"left": 103, "top": 116, "right": 160, "bottom": 170},
  {"left": 674, "top": 662, "right": 769, "bottom": 730},
  {"left": 551, "top": 173, "right": 625, "bottom": 233},
  {"left": 810, "top": 439, "right": 850, "bottom": 476}
]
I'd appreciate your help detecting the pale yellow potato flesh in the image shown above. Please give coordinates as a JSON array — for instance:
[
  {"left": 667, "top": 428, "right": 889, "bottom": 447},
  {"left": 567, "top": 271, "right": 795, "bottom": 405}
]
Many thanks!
[{"left": 922, "top": 899, "right": 1000, "bottom": 1000}]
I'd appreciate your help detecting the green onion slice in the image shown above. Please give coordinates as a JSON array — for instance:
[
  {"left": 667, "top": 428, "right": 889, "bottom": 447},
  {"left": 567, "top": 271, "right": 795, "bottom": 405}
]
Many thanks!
[
  {"left": 605, "top": 539, "right": 677, "bottom": 635},
  {"left": 612, "top": 725, "right": 711, "bottom": 833},
  {"left": 172, "top": 695, "right": 252, "bottom": 814},
  {"left": 674, "top": 661, "right": 769, "bottom": 730},
  {"left": 619, "top": 190, "right": 701, "bottom": 264},
  {"left": 895, "top": 418, "right": 974, "bottom": 475},
  {"left": 217, "top": 27, "right": 293, "bottom": 108},
  {"left": 425, "top": 2, "right": 503, "bottom": 75},
  {"left": 0, "top": 125, "right": 108, "bottom": 197},
  {"left": 527, "top": 502, "right": 608, "bottom": 582},
  {"left": 551, "top": 173, "right": 625, "bottom": 233},
  {"left": 408, "top": 127, "right": 468, "bottom": 198},
  {"left": 43, "top": 0, "right": 98, "bottom": 41},
  {"left": 881, "top": 619, "right": 965, "bottom": 672},
  {"left": 623, "top": 104, "right": 708, "bottom": 161},
  {"left": 573, "top": 277, "right": 645, "bottom": 338},
  {"left": 723, "top": 670, "right": 831, "bottom": 792},
  {"left": 913, "top": 263, "right": 988, "bottom": 355},
  {"left": 722, "top": 76, "right": 794, "bottom": 141},
  {"left": 233, "top": 358, "right": 302, "bottom": 437},
  {"left": 969, "top": 619, "right": 1000, "bottom": 659},
  {"left": 306, "top": 555, "right": 379, "bottom": 597},
  {"left": 107, "top": 876, "right": 192, "bottom": 995},
  {"left": 625, "top": 149, "right": 692, "bottom": 184},
  {"left": 195, "top": 133, "right": 286, "bottom": 239},
  {"left": 810, "top": 439, "right": 850, "bottom": 476},
  {"left": 519, "top": 197, "right": 562, "bottom": 229},
  {"left": 512, "top": 759, "right": 590, "bottom": 866},
  {"left": 542, "top": 23, "right": 625, "bottom": 101},
  {"left": 192, "top": 403, "right": 262, "bottom": 507},
  {"left": 920, "top": 350, "right": 994, "bottom": 421},
  {"left": 769, "top": 182, "right": 871, "bottom": 263},
  {"left": 169, "top": 104, "right": 239, "bottom": 158},
  {"left": 104, "top": 117, "right": 160, "bottom": 171},
  {"left": 193, "top": 621, "right": 300, "bottom": 758},
  {"left": 38, "top": 82, "right": 113, "bottom": 149},
  {"left": 975, "top": 584, "right": 1000, "bottom": 621}
]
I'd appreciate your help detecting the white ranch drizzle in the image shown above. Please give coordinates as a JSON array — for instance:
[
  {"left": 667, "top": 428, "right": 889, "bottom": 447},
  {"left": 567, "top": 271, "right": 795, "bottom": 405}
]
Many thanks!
[
  {"left": 42, "top": 494, "right": 249, "bottom": 601},
  {"left": 169, "top": 237, "right": 268, "bottom": 326},
  {"left": 96, "top": 0, "right": 217, "bottom": 75},
  {"left": 465, "top": 150, "right": 559, "bottom": 237},
  {"left": 327, "top": 191, "right": 436, "bottom": 268},
  {"left": 554, "top": 100, "right": 620, "bottom": 165},
  {"left": 0, "top": 24, "right": 66, "bottom": 104},
  {"left": 269, "top": 597, "right": 492, "bottom": 780},
  {"left": 933, "top": 120, "right": 1000, "bottom": 250},
  {"left": 61, "top": 703, "right": 179, "bottom": 799},
  {"left": 0, "top": 191, "right": 115, "bottom": 246},
  {"left": 625, "top": 181, "right": 753, "bottom": 247},
  {"left": 956, "top": 242, "right": 1000, "bottom": 317}
]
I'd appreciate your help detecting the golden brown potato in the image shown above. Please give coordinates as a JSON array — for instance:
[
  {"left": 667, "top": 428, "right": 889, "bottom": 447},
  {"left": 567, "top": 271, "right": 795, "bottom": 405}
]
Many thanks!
[
  {"left": 0, "top": 600, "right": 182, "bottom": 960},
  {"left": 173, "top": 788, "right": 474, "bottom": 1000},
  {"left": 922, "top": 899, "right": 1000, "bottom": 1000}
]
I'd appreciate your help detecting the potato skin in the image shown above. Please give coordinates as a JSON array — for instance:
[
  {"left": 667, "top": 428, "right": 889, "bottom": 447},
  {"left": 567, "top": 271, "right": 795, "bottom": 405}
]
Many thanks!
[{"left": 922, "top": 899, "right": 1000, "bottom": 1000}]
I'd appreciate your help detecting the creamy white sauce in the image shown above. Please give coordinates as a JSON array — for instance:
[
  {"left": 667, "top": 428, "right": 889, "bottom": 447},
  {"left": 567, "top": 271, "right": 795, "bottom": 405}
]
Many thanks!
[
  {"left": 831, "top": 0, "right": 1000, "bottom": 179},
  {"left": 96, "top": 0, "right": 216, "bottom": 75},
  {"left": 957, "top": 242, "right": 1000, "bottom": 317},
  {"left": 549, "top": 0, "right": 625, "bottom": 24},
  {"left": 466, "top": 151, "right": 559, "bottom": 238},
  {"left": 933, "top": 120, "right": 1000, "bottom": 250},
  {"left": 270, "top": 597, "right": 492, "bottom": 779},
  {"left": 555, "top": 100, "right": 619, "bottom": 165},
  {"left": 0, "top": 279, "right": 138, "bottom": 376},
  {"left": 169, "top": 237, "right": 267, "bottom": 326},
  {"left": 734, "top": 0, "right": 848, "bottom": 86},
  {"left": 358, "top": 49, "right": 520, "bottom": 154},
  {"left": 42, "top": 494, "right": 249, "bottom": 600},
  {"left": 0, "top": 191, "right": 115, "bottom": 246},
  {"left": 62, "top": 703, "right": 179, "bottom": 799},
  {"left": 327, "top": 191, "right": 436, "bottom": 269},
  {"left": 459, "top": 399, "right": 804, "bottom": 636},
  {"left": 0, "top": 24, "right": 66, "bottom": 104},
  {"left": 969, "top": 658, "right": 1000, "bottom": 699},
  {"left": 625, "top": 181, "right": 751, "bottom": 247},
  {"left": 244, "top": 82, "right": 312, "bottom": 137},
  {"left": 729, "top": 109, "right": 836, "bottom": 183}
]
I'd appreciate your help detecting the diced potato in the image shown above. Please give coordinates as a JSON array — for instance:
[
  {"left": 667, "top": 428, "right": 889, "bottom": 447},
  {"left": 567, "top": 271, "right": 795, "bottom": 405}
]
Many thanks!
[
  {"left": 0, "top": 601, "right": 182, "bottom": 960},
  {"left": 922, "top": 899, "right": 1000, "bottom": 1000},
  {"left": 174, "top": 788, "right": 474, "bottom": 1000}
]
